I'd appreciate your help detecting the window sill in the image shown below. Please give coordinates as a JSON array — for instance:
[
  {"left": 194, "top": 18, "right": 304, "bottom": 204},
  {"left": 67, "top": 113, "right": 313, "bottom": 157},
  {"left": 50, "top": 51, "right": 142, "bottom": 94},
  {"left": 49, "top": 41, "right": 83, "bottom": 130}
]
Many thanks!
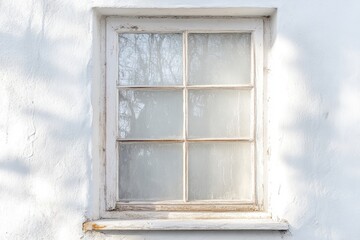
[{"left": 83, "top": 218, "right": 288, "bottom": 231}]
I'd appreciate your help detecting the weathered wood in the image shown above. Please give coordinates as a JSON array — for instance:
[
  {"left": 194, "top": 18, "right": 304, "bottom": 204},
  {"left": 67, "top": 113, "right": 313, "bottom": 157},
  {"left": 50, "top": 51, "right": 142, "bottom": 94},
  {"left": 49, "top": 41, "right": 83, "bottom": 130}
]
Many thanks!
[
  {"left": 115, "top": 203, "right": 257, "bottom": 212},
  {"left": 105, "top": 17, "right": 119, "bottom": 210},
  {"left": 83, "top": 218, "right": 289, "bottom": 231},
  {"left": 116, "top": 138, "right": 253, "bottom": 142},
  {"left": 183, "top": 30, "right": 189, "bottom": 202},
  {"left": 100, "top": 210, "right": 272, "bottom": 220},
  {"left": 115, "top": 85, "right": 254, "bottom": 89},
  {"left": 103, "top": 17, "right": 266, "bottom": 215},
  {"left": 117, "top": 85, "right": 184, "bottom": 89}
]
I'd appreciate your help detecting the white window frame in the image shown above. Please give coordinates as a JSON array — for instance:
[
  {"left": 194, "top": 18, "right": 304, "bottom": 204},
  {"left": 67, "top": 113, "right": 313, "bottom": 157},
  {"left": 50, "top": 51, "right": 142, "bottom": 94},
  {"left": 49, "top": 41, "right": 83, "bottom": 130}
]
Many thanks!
[
  {"left": 106, "top": 16, "right": 264, "bottom": 211},
  {"left": 85, "top": 16, "right": 287, "bottom": 231}
]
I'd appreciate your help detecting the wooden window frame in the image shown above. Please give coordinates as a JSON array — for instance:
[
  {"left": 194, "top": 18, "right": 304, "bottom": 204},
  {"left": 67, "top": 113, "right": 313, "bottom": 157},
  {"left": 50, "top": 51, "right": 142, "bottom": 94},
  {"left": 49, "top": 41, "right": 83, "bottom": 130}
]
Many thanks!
[{"left": 102, "top": 17, "right": 265, "bottom": 216}]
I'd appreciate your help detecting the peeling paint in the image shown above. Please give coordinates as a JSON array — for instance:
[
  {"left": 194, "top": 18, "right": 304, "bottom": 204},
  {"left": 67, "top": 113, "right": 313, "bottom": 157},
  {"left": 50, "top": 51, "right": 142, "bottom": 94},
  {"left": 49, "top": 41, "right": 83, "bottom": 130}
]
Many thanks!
[{"left": 83, "top": 222, "right": 106, "bottom": 232}]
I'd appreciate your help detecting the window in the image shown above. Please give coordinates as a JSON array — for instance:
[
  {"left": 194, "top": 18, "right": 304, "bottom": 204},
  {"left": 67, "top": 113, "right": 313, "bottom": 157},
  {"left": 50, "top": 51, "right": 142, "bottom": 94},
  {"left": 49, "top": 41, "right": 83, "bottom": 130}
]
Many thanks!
[
  {"left": 84, "top": 14, "right": 288, "bottom": 231},
  {"left": 104, "top": 17, "right": 265, "bottom": 214}
]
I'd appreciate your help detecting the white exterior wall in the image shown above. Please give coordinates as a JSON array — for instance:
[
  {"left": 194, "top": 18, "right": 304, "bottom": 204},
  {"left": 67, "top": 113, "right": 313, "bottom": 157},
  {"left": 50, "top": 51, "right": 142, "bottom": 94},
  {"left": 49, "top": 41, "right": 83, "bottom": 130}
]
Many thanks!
[{"left": 1, "top": 0, "right": 360, "bottom": 239}]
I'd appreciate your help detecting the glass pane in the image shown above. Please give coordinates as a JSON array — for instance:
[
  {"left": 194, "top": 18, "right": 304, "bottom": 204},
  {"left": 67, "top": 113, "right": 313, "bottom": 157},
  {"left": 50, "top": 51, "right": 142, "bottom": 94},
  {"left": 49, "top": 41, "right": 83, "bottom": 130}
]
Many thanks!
[
  {"left": 119, "top": 143, "right": 183, "bottom": 201},
  {"left": 188, "top": 89, "right": 251, "bottom": 138},
  {"left": 188, "top": 142, "right": 252, "bottom": 201},
  {"left": 188, "top": 33, "right": 251, "bottom": 85},
  {"left": 119, "top": 89, "right": 183, "bottom": 139},
  {"left": 118, "top": 33, "right": 183, "bottom": 85}
]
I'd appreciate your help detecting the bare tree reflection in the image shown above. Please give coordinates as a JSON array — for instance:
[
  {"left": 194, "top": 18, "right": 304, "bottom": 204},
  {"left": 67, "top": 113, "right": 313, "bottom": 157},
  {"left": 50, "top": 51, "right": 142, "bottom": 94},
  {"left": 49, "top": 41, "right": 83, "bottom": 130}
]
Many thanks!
[
  {"left": 118, "top": 33, "right": 252, "bottom": 202},
  {"left": 119, "top": 33, "right": 182, "bottom": 86},
  {"left": 119, "top": 90, "right": 145, "bottom": 138}
]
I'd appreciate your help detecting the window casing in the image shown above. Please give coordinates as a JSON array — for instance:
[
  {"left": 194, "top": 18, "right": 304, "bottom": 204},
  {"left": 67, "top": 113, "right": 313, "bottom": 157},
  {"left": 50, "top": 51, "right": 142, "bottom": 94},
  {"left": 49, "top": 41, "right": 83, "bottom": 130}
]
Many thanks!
[{"left": 103, "top": 17, "right": 265, "bottom": 215}]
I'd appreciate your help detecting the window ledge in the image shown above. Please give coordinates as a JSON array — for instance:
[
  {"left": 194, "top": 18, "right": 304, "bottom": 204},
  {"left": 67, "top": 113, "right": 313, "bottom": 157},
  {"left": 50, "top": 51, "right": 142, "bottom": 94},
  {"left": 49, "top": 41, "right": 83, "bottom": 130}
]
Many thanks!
[{"left": 83, "top": 218, "right": 288, "bottom": 231}]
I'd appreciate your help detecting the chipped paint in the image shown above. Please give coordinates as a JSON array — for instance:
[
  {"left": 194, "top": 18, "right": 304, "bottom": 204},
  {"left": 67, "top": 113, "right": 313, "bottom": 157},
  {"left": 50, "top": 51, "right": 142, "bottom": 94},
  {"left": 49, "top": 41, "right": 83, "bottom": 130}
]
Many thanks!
[{"left": 83, "top": 222, "right": 106, "bottom": 232}]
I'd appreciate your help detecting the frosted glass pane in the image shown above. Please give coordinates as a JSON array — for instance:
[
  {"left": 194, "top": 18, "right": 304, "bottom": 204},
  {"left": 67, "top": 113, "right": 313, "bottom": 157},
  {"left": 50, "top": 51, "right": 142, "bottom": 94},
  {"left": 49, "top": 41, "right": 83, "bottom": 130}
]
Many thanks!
[
  {"left": 119, "top": 143, "right": 183, "bottom": 201},
  {"left": 188, "top": 33, "right": 251, "bottom": 85},
  {"left": 119, "top": 33, "right": 183, "bottom": 85},
  {"left": 188, "top": 90, "right": 251, "bottom": 138},
  {"left": 119, "top": 90, "right": 183, "bottom": 139},
  {"left": 188, "top": 142, "right": 252, "bottom": 201}
]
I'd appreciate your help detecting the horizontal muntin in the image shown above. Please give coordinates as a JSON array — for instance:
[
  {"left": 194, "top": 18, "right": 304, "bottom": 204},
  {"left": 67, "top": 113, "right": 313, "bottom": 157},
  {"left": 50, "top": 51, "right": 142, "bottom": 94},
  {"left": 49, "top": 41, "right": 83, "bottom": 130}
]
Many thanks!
[
  {"left": 116, "top": 138, "right": 253, "bottom": 142},
  {"left": 116, "top": 30, "right": 254, "bottom": 34},
  {"left": 116, "top": 85, "right": 254, "bottom": 90}
]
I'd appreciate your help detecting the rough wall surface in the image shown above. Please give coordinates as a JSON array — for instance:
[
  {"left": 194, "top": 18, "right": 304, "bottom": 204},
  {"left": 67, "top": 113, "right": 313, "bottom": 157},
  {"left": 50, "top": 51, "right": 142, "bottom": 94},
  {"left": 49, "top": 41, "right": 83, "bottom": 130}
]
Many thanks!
[{"left": 1, "top": 0, "right": 360, "bottom": 239}]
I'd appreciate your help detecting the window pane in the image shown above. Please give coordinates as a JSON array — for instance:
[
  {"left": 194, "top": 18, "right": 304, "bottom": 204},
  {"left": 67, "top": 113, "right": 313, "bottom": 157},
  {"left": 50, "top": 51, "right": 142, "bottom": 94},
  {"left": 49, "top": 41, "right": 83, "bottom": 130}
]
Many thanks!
[
  {"left": 188, "top": 89, "right": 251, "bottom": 138},
  {"left": 119, "top": 89, "right": 183, "bottom": 139},
  {"left": 188, "top": 142, "right": 252, "bottom": 201},
  {"left": 119, "top": 143, "right": 183, "bottom": 201},
  {"left": 118, "top": 33, "right": 183, "bottom": 86},
  {"left": 188, "top": 33, "right": 251, "bottom": 85}
]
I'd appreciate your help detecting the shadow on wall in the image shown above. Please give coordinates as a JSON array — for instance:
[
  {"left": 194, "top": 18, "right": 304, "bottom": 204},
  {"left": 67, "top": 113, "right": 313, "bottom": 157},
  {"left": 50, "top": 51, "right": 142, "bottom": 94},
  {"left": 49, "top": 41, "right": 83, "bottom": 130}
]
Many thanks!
[
  {"left": 1, "top": 1, "right": 360, "bottom": 240},
  {"left": 270, "top": 1, "right": 360, "bottom": 239},
  {"left": 0, "top": 0, "right": 90, "bottom": 239}
]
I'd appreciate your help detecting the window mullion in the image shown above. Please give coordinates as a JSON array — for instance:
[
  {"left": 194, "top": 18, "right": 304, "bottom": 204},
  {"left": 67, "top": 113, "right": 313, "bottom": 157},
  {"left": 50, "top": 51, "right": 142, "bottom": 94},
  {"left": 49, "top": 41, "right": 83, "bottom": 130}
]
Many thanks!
[
  {"left": 251, "top": 32, "right": 257, "bottom": 205},
  {"left": 183, "top": 31, "right": 189, "bottom": 202}
]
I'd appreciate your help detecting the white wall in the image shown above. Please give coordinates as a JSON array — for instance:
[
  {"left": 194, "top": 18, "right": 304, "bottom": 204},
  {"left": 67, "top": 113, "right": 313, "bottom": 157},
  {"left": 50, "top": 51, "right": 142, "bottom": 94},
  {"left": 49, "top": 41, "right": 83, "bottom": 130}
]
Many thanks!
[{"left": 1, "top": 0, "right": 360, "bottom": 239}]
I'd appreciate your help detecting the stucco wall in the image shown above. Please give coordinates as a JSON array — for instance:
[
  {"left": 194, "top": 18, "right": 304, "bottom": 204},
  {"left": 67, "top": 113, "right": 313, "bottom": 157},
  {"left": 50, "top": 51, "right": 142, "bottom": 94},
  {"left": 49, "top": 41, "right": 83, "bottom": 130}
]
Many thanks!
[{"left": 1, "top": 0, "right": 360, "bottom": 239}]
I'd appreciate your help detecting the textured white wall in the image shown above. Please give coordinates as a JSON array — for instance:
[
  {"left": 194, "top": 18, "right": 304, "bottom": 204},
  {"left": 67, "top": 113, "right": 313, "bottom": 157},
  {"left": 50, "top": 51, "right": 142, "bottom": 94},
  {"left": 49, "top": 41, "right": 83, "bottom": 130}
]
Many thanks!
[
  {"left": 1, "top": 0, "right": 360, "bottom": 239},
  {"left": 0, "top": 0, "right": 91, "bottom": 239}
]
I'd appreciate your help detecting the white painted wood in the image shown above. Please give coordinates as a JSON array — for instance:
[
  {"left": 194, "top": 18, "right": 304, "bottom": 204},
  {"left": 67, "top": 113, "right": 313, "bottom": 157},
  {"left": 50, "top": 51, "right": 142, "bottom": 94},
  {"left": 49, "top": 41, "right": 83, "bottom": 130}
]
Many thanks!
[
  {"left": 116, "top": 200, "right": 254, "bottom": 204},
  {"left": 97, "top": 16, "right": 107, "bottom": 217},
  {"left": 94, "top": 7, "right": 276, "bottom": 17},
  {"left": 116, "top": 138, "right": 253, "bottom": 142},
  {"left": 116, "top": 204, "right": 257, "bottom": 212},
  {"left": 83, "top": 218, "right": 288, "bottom": 231},
  {"left": 100, "top": 211, "right": 272, "bottom": 220},
  {"left": 104, "top": 17, "right": 266, "bottom": 215},
  {"left": 116, "top": 85, "right": 254, "bottom": 89},
  {"left": 90, "top": 15, "right": 108, "bottom": 219},
  {"left": 107, "top": 17, "right": 263, "bottom": 33},
  {"left": 253, "top": 19, "right": 265, "bottom": 209},
  {"left": 183, "top": 31, "right": 189, "bottom": 202},
  {"left": 105, "top": 18, "right": 119, "bottom": 210},
  {"left": 262, "top": 17, "right": 272, "bottom": 211}
]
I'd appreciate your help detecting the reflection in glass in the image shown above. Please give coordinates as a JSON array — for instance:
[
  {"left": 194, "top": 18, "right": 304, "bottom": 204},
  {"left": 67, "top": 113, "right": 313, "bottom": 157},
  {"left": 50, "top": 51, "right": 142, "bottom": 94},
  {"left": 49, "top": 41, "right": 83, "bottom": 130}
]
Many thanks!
[
  {"left": 188, "top": 89, "right": 251, "bottom": 138},
  {"left": 119, "top": 143, "right": 183, "bottom": 201},
  {"left": 188, "top": 33, "right": 251, "bottom": 85},
  {"left": 118, "top": 33, "right": 183, "bottom": 85},
  {"left": 188, "top": 142, "right": 252, "bottom": 201},
  {"left": 119, "top": 89, "right": 183, "bottom": 139}
]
